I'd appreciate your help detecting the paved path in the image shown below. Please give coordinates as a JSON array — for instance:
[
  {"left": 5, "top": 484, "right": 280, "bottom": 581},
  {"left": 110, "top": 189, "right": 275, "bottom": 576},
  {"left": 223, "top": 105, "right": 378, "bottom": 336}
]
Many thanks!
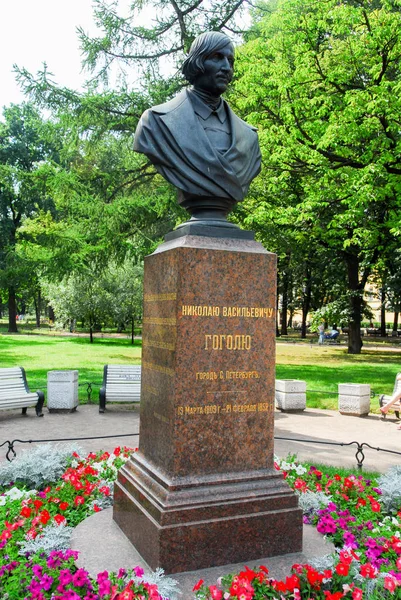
[{"left": 1, "top": 403, "right": 399, "bottom": 472}]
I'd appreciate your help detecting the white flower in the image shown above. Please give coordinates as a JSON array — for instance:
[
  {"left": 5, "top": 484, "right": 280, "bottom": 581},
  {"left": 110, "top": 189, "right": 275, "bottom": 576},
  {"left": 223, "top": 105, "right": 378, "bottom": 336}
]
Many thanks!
[
  {"left": 280, "top": 461, "right": 291, "bottom": 471},
  {"left": 6, "top": 487, "right": 25, "bottom": 500},
  {"left": 0, "top": 496, "right": 6, "bottom": 506},
  {"left": 91, "top": 462, "right": 104, "bottom": 473},
  {"left": 296, "top": 465, "right": 307, "bottom": 475},
  {"left": 70, "top": 459, "right": 79, "bottom": 468}
]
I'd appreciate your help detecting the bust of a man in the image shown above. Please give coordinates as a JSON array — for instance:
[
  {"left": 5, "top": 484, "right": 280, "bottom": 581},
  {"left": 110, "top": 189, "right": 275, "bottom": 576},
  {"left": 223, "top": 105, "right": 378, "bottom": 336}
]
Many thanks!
[{"left": 134, "top": 31, "right": 261, "bottom": 222}]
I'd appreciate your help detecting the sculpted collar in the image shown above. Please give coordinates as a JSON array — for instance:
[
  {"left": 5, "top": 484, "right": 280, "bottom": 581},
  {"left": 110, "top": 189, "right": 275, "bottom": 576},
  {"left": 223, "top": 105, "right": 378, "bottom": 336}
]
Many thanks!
[{"left": 187, "top": 89, "right": 227, "bottom": 124}]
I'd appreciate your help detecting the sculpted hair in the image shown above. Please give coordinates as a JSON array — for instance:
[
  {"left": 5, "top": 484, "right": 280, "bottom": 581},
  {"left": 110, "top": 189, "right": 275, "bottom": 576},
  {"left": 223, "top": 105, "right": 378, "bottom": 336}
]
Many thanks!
[{"left": 182, "top": 32, "right": 233, "bottom": 84}]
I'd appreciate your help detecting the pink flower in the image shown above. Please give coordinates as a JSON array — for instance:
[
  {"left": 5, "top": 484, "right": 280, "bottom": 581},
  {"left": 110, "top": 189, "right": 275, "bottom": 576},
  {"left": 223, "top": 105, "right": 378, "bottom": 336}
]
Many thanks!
[
  {"left": 59, "top": 569, "right": 73, "bottom": 586},
  {"left": 133, "top": 566, "right": 144, "bottom": 577},
  {"left": 209, "top": 585, "right": 223, "bottom": 599},
  {"left": 384, "top": 576, "right": 397, "bottom": 594}
]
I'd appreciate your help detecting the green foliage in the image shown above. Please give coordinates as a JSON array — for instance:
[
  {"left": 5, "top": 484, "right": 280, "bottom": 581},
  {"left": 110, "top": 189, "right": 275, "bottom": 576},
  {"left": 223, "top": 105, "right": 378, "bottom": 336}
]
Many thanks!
[
  {"left": 41, "top": 258, "right": 144, "bottom": 338},
  {"left": 233, "top": 0, "right": 401, "bottom": 353}
]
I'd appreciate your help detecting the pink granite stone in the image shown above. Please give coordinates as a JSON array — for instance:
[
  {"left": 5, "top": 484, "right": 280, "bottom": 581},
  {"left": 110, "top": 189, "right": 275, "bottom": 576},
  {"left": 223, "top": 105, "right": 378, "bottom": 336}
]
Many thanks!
[{"left": 113, "top": 234, "right": 303, "bottom": 573}]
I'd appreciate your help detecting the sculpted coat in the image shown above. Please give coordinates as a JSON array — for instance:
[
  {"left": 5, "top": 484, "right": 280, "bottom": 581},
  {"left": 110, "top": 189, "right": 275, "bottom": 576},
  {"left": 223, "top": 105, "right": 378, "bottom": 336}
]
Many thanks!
[{"left": 134, "top": 89, "right": 261, "bottom": 202}]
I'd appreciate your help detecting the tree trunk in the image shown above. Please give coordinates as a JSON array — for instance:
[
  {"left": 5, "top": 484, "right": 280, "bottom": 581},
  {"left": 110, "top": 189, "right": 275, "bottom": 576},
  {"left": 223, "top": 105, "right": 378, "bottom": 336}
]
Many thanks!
[
  {"left": 8, "top": 287, "right": 18, "bottom": 333},
  {"left": 380, "top": 288, "right": 386, "bottom": 337},
  {"left": 301, "top": 270, "right": 312, "bottom": 339},
  {"left": 89, "top": 314, "right": 94, "bottom": 343},
  {"left": 34, "top": 289, "right": 41, "bottom": 328},
  {"left": 346, "top": 254, "right": 363, "bottom": 354},
  {"left": 393, "top": 311, "right": 399, "bottom": 333},
  {"left": 49, "top": 305, "right": 55, "bottom": 323}
]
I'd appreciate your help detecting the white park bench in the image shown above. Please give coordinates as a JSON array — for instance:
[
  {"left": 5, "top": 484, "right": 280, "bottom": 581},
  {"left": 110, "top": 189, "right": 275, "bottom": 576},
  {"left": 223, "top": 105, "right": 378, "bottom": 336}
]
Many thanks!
[
  {"left": 379, "top": 373, "right": 401, "bottom": 420},
  {"left": 99, "top": 364, "right": 141, "bottom": 413},
  {"left": 0, "top": 367, "right": 44, "bottom": 416}
]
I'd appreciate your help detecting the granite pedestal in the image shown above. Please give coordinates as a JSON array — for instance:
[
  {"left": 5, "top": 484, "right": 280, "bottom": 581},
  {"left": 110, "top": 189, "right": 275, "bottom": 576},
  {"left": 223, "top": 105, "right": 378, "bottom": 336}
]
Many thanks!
[{"left": 113, "top": 233, "right": 303, "bottom": 574}]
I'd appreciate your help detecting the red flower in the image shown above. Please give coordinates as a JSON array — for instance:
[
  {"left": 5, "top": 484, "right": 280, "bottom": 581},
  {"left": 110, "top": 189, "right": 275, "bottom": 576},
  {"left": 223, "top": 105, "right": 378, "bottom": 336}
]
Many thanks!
[
  {"left": 39, "top": 510, "right": 51, "bottom": 524},
  {"left": 339, "top": 550, "right": 357, "bottom": 565},
  {"left": 193, "top": 579, "right": 204, "bottom": 591},
  {"left": 1, "top": 530, "right": 12, "bottom": 541},
  {"left": 352, "top": 588, "right": 363, "bottom": 600},
  {"left": 59, "top": 502, "right": 69, "bottom": 511},
  {"left": 239, "top": 566, "right": 257, "bottom": 582},
  {"left": 54, "top": 514, "right": 66, "bottom": 525},
  {"left": 74, "top": 496, "right": 85, "bottom": 506},
  {"left": 335, "top": 562, "right": 350, "bottom": 576},
  {"left": 113, "top": 447, "right": 121, "bottom": 456},
  {"left": 306, "top": 567, "right": 323, "bottom": 588},
  {"left": 93, "top": 504, "right": 101, "bottom": 512},
  {"left": 33, "top": 499, "right": 43, "bottom": 510},
  {"left": 324, "top": 592, "right": 343, "bottom": 600},
  {"left": 360, "top": 563, "right": 377, "bottom": 579},
  {"left": 20, "top": 506, "right": 31, "bottom": 518},
  {"left": 285, "top": 574, "right": 300, "bottom": 591},
  {"left": 99, "top": 486, "right": 111, "bottom": 496},
  {"left": 370, "top": 501, "right": 381, "bottom": 513},
  {"left": 356, "top": 498, "right": 366, "bottom": 508}
]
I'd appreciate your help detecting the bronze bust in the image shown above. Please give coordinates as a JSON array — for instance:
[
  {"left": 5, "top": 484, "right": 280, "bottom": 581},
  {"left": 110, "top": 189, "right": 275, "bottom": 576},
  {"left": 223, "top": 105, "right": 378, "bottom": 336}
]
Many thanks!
[{"left": 134, "top": 32, "right": 261, "bottom": 226}]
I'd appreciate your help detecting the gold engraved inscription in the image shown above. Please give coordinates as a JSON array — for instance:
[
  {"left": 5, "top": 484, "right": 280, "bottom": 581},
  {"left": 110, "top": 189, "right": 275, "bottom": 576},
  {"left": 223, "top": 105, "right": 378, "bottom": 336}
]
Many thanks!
[
  {"left": 144, "top": 293, "right": 176, "bottom": 302},
  {"left": 204, "top": 334, "right": 252, "bottom": 350},
  {"left": 142, "top": 339, "right": 176, "bottom": 351},
  {"left": 176, "top": 402, "right": 271, "bottom": 416},
  {"left": 196, "top": 370, "right": 259, "bottom": 380},
  {"left": 143, "top": 317, "right": 176, "bottom": 326},
  {"left": 142, "top": 360, "right": 174, "bottom": 377},
  {"left": 181, "top": 305, "right": 274, "bottom": 318}
]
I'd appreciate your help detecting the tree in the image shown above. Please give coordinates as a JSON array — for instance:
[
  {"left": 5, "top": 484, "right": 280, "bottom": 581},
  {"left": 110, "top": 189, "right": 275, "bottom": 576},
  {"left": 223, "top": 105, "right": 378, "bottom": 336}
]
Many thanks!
[
  {"left": 0, "top": 104, "right": 59, "bottom": 332},
  {"left": 233, "top": 0, "right": 401, "bottom": 353},
  {"left": 14, "top": 0, "right": 253, "bottom": 266},
  {"left": 42, "top": 258, "right": 143, "bottom": 343}
]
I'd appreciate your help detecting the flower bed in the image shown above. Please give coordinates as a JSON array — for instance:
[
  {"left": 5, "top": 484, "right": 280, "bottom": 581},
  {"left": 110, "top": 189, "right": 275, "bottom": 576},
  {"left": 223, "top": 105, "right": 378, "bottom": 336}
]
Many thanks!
[
  {"left": 1, "top": 447, "right": 401, "bottom": 599},
  {"left": 194, "top": 459, "right": 401, "bottom": 599}
]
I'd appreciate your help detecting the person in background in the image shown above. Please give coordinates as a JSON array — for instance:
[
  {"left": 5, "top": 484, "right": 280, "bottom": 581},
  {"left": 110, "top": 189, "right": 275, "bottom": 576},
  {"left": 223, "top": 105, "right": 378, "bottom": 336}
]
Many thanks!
[{"left": 318, "top": 323, "right": 325, "bottom": 344}]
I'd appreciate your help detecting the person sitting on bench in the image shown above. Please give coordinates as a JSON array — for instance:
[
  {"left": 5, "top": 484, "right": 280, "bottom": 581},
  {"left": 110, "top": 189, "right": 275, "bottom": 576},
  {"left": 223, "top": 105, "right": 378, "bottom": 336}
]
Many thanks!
[{"left": 380, "top": 373, "right": 401, "bottom": 418}]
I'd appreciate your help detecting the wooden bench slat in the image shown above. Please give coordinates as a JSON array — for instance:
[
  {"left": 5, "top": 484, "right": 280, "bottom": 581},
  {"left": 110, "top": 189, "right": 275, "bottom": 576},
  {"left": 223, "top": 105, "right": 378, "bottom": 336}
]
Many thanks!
[
  {"left": 99, "top": 365, "right": 142, "bottom": 412},
  {"left": 0, "top": 367, "right": 44, "bottom": 416}
]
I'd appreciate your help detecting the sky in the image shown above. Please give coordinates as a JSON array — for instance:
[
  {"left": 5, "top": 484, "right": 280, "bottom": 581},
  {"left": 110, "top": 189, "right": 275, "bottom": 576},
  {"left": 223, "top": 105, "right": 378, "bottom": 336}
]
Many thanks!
[{"left": 0, "top": 0, "right": 99, "bottom": 109}]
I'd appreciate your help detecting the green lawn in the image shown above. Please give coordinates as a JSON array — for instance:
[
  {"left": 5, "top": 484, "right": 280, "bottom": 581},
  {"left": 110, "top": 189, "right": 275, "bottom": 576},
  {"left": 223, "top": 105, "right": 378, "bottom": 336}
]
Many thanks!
[
  {"left": 0, "top": 335, "right": 141, "bottom": 403},
  {"left": 276, "top": 342, "right": 401, "bottom": 410},
  {"left": 0, "top": 333, "right": 399, "bottom": 410}
]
